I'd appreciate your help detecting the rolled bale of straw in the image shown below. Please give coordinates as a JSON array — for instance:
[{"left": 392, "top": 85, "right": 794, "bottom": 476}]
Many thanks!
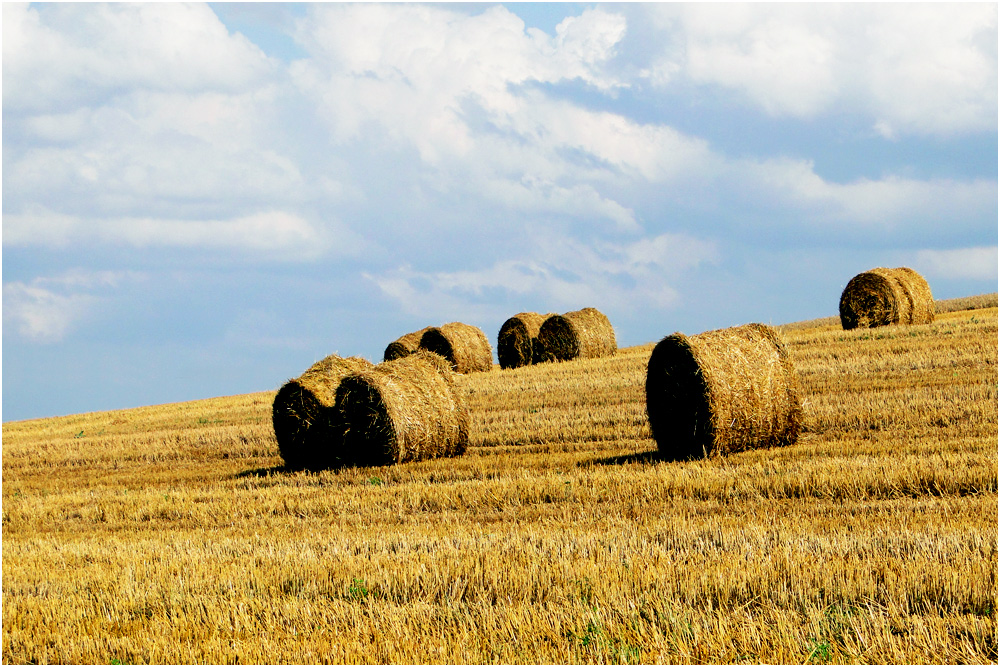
[
  {"left": 335, "top": 350, "right": 469, "bottom": 466},
  {"left": 645, "top": 323, "right": 803, "bottom": 460},
  {"left": 383, "top": 326, "right": 433, "bottom": 362},
  {"left": 839, "top": 266, "right": 935, "bottom": 330},
  {"left": 272, "top": 355, "right": 374, "bottom": 470},
  {"left": 419, "top": 322, "right": 493, "bottom": 373},
  {"left": 497, "top": 312, "right": 554, "bottom": 369},
  {"left": 536, "top": 307, "right": 617, "bottom": 362}
]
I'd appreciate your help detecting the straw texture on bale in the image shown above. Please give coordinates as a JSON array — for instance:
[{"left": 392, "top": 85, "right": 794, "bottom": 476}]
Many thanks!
[
  {"left": 335, "top": 351, "right": 470, "bottom": 466},
  {"left": 383, "top": 327, "right": 433, "bottom": 362},
  {"left": 645, "top": 323, "right": 803, "bottom": 460},
  {"left": 419, "top": 322, "right": 493, "bottom": 374},
  {"left": 839, "top": 266, "right": 935, "bottom": 330},
  {"left": 536, "top": 307, "right": 616, "bottom": 362},
  {"left": 272, "top": 355, "right": 374, "bottom": 470},
  {"left": 497, "top": 312, "right": 554, "bottom": 369}
]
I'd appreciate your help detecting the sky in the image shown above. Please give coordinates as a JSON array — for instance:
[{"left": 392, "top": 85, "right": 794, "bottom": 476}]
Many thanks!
[{"left": 2, "top": 2, "right": 998, "bottom": 422}]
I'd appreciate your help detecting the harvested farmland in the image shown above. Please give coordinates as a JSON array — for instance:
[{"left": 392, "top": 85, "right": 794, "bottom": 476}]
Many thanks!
[
  {"left": 497, "top": 312, "right": 553, "bottom": 369},
  {"left": 271, "top": 354, "right": 373, "bottom": 470},
  {"left": 419, "top": 322, "right": 493, "bottom": 374},
  {"left": 2, "top": 298, "right": 997, "bottom": 665},
  {"left": 839, "top": 266, "right": 935, "bottom": 330},
  {"left": 335, "top": 350, "right": 469, "bottom": 466},
  {"left": 383, "top": 327, "right": 433, "bottom": 362},
  {"left": 645, "top": 323, "right": 802, "bottom": 460},
  {"left": 536, "top": 307, "right": 616, "bottom": 362}
]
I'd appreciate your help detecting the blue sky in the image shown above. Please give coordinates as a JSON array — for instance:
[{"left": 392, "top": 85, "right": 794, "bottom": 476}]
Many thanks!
[{"left": 3, "top": 2, "right": 997, "bottom": 422}]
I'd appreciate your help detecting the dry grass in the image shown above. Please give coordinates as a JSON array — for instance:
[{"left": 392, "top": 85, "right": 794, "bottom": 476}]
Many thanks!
[{"left": 2, "top": 301, "right": 997, "bottom": 664}]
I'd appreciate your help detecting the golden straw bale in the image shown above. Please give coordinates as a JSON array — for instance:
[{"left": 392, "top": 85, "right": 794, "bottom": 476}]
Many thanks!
[
  {"left": 894, "top": 266, "right": 935, "bottom": 324},
  {"left": 383, "top": 327, "right": 433, "bottom": 362},
  {"left": 497, "top": 312, "right": 554, "bottom": 369},
  {"left": 536, "top": 307, "right": 616, "bottom": 362},
  {"left": 335, "top": 351, "right": 469, "bottom": 466},
  {"left": 839, "top": 266, "right": 935, "bottom": 330},
  {"left": 271, "top": 355, "right": 374, "bottom": 470},
  {"left": 419, "top": 322, "right": 493, "bottom": 373},
  {"left": 645, "top": 323, "right": 803, "bottom": 460}
]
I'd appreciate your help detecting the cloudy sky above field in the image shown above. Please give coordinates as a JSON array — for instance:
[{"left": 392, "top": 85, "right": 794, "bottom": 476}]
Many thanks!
[{"left": 3, "top": 2, "right": 997, "bottom": 421}]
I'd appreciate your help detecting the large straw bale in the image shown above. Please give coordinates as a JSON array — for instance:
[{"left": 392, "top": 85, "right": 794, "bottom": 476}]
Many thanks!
[
  {"left": 383, "top": 327, "right": 433, "bottom": 362},
  {"left": 536, "top": 307, "right": 616, "bottom": 362},
  {"left": 335, "top": 350, "right": 469, "bottom": 466},
  {"left": 497, "top": 312, "right": 554, "bottom": 369},
  {"left": 645, "top": 323, "right": 803, "bottom": 460},
  {"left": 839, "top": 266, "right": 935, "bottom": 330},
  {"left": 419, "top": 322, "right": 493, "bottom": 373},
  {"left": 272, "top": 355, "right": 374, "bottom": 470}
]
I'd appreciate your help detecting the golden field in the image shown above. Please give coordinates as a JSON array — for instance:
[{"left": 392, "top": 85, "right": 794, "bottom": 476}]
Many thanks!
[{"left": 2, "top": 295, "right": 997, "bottom": 664}]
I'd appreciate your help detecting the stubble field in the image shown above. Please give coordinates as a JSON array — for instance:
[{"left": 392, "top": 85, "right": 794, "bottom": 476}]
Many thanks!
[{"left": 2, "top": 295, "right": 997, "bottom": 664}]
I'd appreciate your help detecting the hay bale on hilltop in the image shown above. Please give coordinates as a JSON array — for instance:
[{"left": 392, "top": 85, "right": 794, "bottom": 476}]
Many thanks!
[
  {"left": 839, "top": 266, "right": 935, "bottom": 330},
  {"left": 419, "top": 322, "right": 493, "bottom": 373},
  {"left": 497, "top": 312, "right": 554, "bottom": 369},
  {"left": 536, "top": 307, "right": 616, "bottom": 362},
  {"left": 645, "top": 323, "right": 803, "bottom": 460},
  {"left": 336, "top": 350, "right": 469, "bottom": 466},
  {"left": 383, "top": 327, "right": 433, "bottom": 362},
  {"left": 272, "top": 355, "right": 374, "bottom": 470}
]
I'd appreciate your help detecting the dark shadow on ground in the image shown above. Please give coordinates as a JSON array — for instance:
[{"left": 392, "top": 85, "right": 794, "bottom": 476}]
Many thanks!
[
  {"left": 581, "top": 448, "right": 703, "bottom": 466},
  {"left": 234, "top": 465, "right": 290, "bottom": 478},
  {"left": 581, "top": 450, "right": 663, "bottom": 467}
]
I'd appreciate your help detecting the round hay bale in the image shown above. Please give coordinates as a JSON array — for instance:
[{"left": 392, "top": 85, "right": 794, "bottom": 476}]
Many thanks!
[
  {"left": 383, "top": 326, "right": 433, "bottom": 362},
  {"left": 272, "top": 355, "right": 374, "bottom": 470},
  {"left": 497, "top": 312, "right": 554, "bottom": 369},
  {"left": 335, "top": 350, "right": 470, "bottom": 466},
  {"left": 894, "top": 266, "right": 935, "bottom": 324},
  {"left": 536, "top": 307, "right": 616, "bottom": 362},
  {"left": 419, "top": 322, "right": 493, "bottom": 373},
  {"left": 645, "top": 323, "right": 803, "bottom": 460},
  {"left": 839, "top": 266, "right": 935, "bottom": 330}
]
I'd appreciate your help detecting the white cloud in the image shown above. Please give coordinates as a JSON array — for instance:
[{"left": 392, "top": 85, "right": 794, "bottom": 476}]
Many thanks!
[
  {"left": 2, "top": 270, "right": 134, "bottom": 343},
  {"left": 646, "top": 4, "right": 998, "bottom": 137},
  {"left": 914, "top": 246, "right": 999, "bottom": 281},
  {"left": 2, "top": 3, "right": 273, "bottom": 112},
  {"left": 730, "top": 157, "right": 998, "bottom": 234},
  {"left": 2, "top": 208, "right": 341, "bottom": 259},
  {"left": 366, "top": 231, "right": 719, "bottom": 322}
]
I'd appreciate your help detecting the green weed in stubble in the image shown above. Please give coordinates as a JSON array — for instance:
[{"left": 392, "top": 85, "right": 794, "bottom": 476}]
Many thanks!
[{"left": 348, "top": 578, "right": 369, "bottom": 601}]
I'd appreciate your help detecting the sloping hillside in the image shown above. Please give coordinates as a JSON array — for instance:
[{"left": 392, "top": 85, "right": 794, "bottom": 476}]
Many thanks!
[{"left": 2, "top": 299, "right": 997, "bottom": 664}]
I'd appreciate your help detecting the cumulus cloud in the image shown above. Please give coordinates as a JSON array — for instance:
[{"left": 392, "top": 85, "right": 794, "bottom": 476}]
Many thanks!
[
  {"left": 645, "top": 3, "right": 998, "bottom": 137},
  {"left": 366, "top": 231, "right": 719, "bottom": 322},
  {"left": 737, "top": 158, "right": 998, "bottom": 234},
  {"left": 2, "top": 271, "right": 133, "bottom": 343},
  {"left": 2, "top": 208, "right": 340, "bottom": 259},
  {"left": 914, "top": 246, "right": 999, "bottom": 281},
  {"left": 2, "top": 3, "right": 273, "bottom": 112}
]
